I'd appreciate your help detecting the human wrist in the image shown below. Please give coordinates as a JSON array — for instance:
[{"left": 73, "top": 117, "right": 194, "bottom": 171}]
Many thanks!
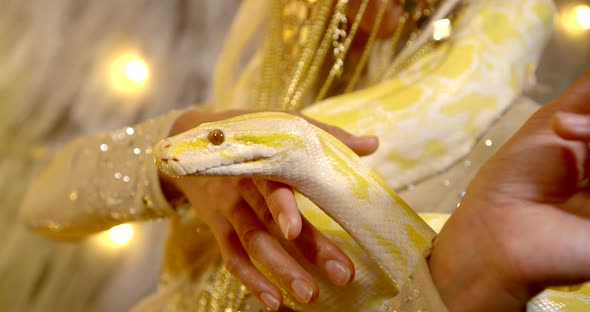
[{"left": 427, "top": 211, "right": 529, "bottom": 311}]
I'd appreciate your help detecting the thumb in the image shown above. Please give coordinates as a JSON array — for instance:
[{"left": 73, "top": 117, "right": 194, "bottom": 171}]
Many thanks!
[
  {"left": 548, "top": 71, "right": 590, "bottom": 147},
  {"left": 295, "top": 112, "right": 379, "bottom": 156},
  {"left": 552, "top": 112, "right": 590, "bottom": 141},
  {"left": 548, "top": 70, "right": 590, "bottom": 115},
  {"left": 319, "top": 125, "right": 379, "bottom": 157}
]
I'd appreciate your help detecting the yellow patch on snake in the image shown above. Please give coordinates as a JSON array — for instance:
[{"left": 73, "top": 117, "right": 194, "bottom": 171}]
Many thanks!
[
  {"left": 405, "top": 224, "right": 430, "bottom": 251},
  {"left": 368, "top": 170, "right": 424, "bottom": 228},
  {"left": 234, "top": 132, "right": 303, "bottom": 149},
  {"left": 381, "top": 84, "right": 424, "bottom": 111},
  {"left": 547, "top": 282, "right": 590, "bottom": 309},
  {"left": 424, "top": 139, "right": 446, "bottom": 157},
  {"left": 318, "top": 135, "right": 371, "bottom": 200},
  {"left": 440, "top": 93, "right": 497, "bottom": 134},
  {"left": 387, "top": 150, "right": 418, "bottom": 170},
  {"left": 298, "top": 194, "right": 342, "bottom": 231},
  {"left": 419, "top": 213, "right": 451, "bottom": 233},
  {"left": 545, "top": 293, "right": 590, "bottom": 312},
  {"left": 219, "top": 150, "right": 234, "bottom": 159},
  {"left": 170, "top": 138, "right": 210, "bottom": 157},
  {"left": 480, "top": 9, "right": 521, "bottom": 44},
  {"left": 364, "top": 225, "right": 406, "bottom": 285},
  {"left": 319, "top": 110, "right": 364, "bottom": 128},
  {"left": 437, "top": 44, "right": 476, "bottom": 79}
]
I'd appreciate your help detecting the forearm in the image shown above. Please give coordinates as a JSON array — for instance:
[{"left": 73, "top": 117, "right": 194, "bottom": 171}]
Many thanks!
[{"left": 20, "top": 109, "right": 186, "bottom": 239}]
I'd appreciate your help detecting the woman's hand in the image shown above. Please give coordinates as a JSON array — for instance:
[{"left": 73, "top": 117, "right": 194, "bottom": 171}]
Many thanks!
[
  {"left": 429, "top": 71, "right": 590, "bottom": 311},
  {"left": 159, "top": 109, "right": 378, "bottom": 310}
]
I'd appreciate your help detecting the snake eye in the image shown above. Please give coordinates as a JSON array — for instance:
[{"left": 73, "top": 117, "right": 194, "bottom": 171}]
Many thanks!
[{"left": 207, "top": 129, "right": 224, "bottom": 145}]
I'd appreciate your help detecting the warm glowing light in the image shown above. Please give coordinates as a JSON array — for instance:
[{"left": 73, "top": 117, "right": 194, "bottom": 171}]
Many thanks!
[
  {"left": 575, "top": 5, "right": 590, "bottom": 29},
  {"left": 109, "top": 53, "right": 150, "bottom": 94},
  {"left": 125, "top": 60, "right": 149, "bottom": 82},
  {"left": 560, "top": 4, "right": 590, "bottom": 34},
  {"left": 108, "top": 224, "right": 134, "bottom": 246},
  {"left": 432, "top": 18, "right": 452, "bottom": 41}
]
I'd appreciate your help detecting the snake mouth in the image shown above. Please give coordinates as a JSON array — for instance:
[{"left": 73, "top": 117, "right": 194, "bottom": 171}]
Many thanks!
[
  {"left": 194, "top": 153, "right": 277, "bottom": 176},
  {"left": 157, "top": 157, "right": 187, "bottom": 177}
]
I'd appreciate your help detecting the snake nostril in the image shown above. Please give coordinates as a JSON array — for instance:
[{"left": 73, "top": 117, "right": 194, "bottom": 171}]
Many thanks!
[
  {"left": 172, "top": 157, "right": 180, "bottom": 162},
  {"left": 161, "top": 158, "right": 169, "bottom": 164},
  {"left": 163, "top": 143, "right": 171, "bottom": 148}
]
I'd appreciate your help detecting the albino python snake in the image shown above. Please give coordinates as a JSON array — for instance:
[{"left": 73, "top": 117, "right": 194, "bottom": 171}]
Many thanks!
[{"left": 155, "top": 112, "right": 590, "bottom": 311}]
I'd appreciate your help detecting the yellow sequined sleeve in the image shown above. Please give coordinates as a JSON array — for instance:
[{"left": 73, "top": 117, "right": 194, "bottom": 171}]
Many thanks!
[{"left": 20, "top": 110, "right": 185, "bottom": 239}]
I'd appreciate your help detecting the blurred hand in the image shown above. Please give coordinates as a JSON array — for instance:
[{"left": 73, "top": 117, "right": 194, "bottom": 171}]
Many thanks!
[
  {"left": 159, "top": 109, "right": 378, "bottom": 310},
  {"left": 429, "top": 71, "right": 590, "bottom": 311}
]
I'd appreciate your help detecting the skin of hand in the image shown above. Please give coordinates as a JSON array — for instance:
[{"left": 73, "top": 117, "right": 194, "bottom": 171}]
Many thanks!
[
  {"left": 428, "top": 71, "right": 590, "bottom": 311},
  {"left": 159, "top": 109, "right": 379, "bottom": 310}
]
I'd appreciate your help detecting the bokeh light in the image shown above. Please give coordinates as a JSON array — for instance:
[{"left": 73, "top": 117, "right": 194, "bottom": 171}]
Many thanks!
[
  {"left": 94, "top": 223, "right": 134, "bottom": 248},
  {"left": 560, "top": 4, "right": 590, "bottom": 34},
  {"left": 125, "top": 60, "right": 149, "bottom": 83},
  {"left": 432, "top": 18, "right": 452, "bottom": 41},
  {"left": 109, "top": 53, "right": 150, "bottom": 94},
  {"left": 575, "top": 5, "right": 590, "bottom": 30},
  {"left": 108, "top": 223, "right": 134, "bottom": 245}
]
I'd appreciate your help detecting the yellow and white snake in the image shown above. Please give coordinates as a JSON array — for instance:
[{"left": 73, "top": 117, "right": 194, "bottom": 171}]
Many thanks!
[{"left": 155, "top": 112, "right": 590, "bottom": 311}]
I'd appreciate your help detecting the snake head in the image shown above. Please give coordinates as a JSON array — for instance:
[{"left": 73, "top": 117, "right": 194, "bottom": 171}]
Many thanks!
[{"left": 155, "top": 112, "right": 311, "bottom": 177}]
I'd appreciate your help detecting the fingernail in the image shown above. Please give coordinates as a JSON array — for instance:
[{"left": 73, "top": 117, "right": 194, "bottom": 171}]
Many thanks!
[
  {"left": 278, "top": 213, "right": 291, "bottom": 239},
  {"left": 291, "top": 279, "right": 313, "bottom": 303},
  {"left": 325, "top": 260, "right": 352, "bottom": 286},
  {"left": 360, "top": 135, "right": 379, "bottom": 145},
  {"left": 260, "top": 292, "right": 280, "bottom": 311},
  {"left": 557, "top": 112, "right": 590, "bottom": 126}
]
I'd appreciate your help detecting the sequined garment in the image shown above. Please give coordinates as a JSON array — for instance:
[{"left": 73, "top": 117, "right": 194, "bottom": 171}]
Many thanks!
[{"left": 22, "top": 110, "right": 183, "bottom": 237}]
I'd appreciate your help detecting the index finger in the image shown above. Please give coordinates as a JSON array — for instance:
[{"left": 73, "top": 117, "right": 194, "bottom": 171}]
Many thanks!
[{"left": 254, "top": 179, "right": 302, "bottom": 240}]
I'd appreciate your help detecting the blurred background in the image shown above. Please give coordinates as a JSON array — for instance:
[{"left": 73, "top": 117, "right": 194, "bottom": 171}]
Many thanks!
[
  {"left": 0, "top": 1, "right": 241, "bottom": 311},
  {"left": 0, "top": 0, "right": 588, "bottom": 311},
  {"left": 527, "top": 0, "right": 590, "bottom": 104}
]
